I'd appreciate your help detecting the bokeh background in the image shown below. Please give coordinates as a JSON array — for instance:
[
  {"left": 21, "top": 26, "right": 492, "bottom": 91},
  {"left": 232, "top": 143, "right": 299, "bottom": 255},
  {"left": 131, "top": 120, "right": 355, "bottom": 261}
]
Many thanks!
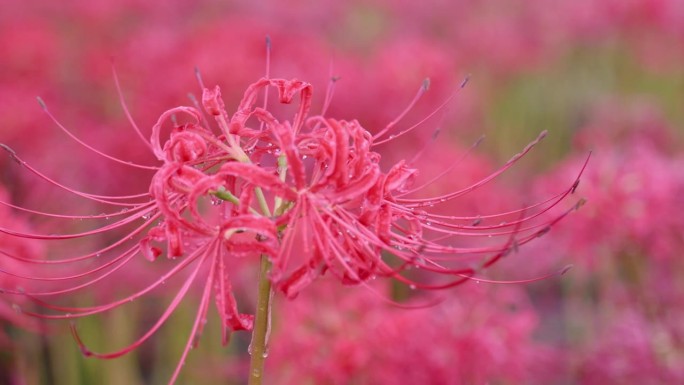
[{"left": 1, "top": 1, "right": 683, "bottom": 384}]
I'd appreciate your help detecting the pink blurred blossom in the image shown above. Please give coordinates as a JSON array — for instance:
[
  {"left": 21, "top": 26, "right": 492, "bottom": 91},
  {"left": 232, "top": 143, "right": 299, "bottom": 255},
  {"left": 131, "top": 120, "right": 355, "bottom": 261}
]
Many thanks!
[
  {"left": 535, "top": 101, "right": 684, "bottom": 268},
  {"left": 527, "top": 101, "right": 684, "bottom": 384},
  {"left": 266, "top": 281, "right": 562, "bottom": 385}
]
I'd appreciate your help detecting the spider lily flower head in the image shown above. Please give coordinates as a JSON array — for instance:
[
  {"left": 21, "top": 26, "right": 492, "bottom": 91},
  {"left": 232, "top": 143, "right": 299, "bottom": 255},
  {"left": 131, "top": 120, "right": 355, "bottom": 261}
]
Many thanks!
[
  {"left": 182, "top": 76, "right": 586, "bottom": 300},
  {"left": 0, "top": 65, "right": 585, "bottom": 383}
]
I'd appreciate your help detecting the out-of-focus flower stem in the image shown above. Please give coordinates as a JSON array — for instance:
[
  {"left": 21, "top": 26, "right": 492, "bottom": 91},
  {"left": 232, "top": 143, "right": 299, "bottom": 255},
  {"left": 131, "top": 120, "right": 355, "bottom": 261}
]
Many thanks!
[{"left": 248, "top": 254, "right": 273, "bottom": 385}]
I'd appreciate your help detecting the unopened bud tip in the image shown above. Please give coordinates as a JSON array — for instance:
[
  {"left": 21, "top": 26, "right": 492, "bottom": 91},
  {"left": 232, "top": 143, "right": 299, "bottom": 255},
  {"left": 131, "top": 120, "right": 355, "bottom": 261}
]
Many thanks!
[
  {"left": 460, "top": 75, "right": 471, "bottom": 88},
  {"left": 560, "top": 265, "right": 573, "bottom": 275},
  {"left": 36, "top": 96, "right": 47, "bottom": 110},
  {"left": 422, "top": 78, "right": 431, "bottom": 91}
]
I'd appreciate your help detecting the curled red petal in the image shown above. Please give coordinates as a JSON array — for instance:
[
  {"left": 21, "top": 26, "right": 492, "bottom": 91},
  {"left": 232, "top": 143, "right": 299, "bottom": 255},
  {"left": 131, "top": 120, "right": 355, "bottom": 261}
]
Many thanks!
[
  {"left": 202, "top": 85, "right": 225, "bottom": 116},
  {"left": 150, "top": 107, "right": 202, "bottom": 161}
]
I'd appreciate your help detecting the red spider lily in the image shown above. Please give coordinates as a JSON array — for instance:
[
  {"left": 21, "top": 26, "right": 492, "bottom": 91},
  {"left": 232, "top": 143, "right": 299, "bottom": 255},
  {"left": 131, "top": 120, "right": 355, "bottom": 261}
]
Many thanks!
[{"left": 0, "top": 64, "right": 586, "bottom": 383}]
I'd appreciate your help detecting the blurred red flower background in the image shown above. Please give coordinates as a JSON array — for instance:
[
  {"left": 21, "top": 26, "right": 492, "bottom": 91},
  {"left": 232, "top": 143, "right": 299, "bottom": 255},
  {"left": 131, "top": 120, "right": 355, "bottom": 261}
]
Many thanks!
[{"left": 1, "top": 0, "right": 683, "bottom": 384}]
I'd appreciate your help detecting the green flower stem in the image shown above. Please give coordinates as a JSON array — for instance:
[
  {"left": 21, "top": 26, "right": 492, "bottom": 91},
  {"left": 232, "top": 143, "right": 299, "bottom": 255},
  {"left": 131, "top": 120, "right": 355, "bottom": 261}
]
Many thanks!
[{"left": 248, "top": 254, "right": 273, "bottom": 385}]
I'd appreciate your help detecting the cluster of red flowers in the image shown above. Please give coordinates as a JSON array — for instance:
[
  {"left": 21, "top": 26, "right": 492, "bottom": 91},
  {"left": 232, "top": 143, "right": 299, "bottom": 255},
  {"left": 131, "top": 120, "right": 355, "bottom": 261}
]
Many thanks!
[
  {"left": 527, "top": 102, "right": 684, "bottom": 384},
  {"left": 2, "top": 1, "right": 682, "bottom": 384}
]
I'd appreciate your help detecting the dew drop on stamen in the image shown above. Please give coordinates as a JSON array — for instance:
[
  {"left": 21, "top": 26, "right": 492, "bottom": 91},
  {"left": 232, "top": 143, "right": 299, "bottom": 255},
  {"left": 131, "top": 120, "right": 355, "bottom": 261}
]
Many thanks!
[
  {"left": 409, "top": 284, "right": 416, "bottom": 290},
  {"left": 210, "top": 196, "right": 223, "bottom": 206}
]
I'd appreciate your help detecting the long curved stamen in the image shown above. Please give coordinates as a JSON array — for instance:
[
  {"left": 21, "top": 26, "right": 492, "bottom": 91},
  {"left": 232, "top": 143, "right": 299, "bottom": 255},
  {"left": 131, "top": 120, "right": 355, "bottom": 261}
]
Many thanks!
[
  {"left": 37, "top": 97, "right": 158, "bottom": 170},
  {"left": 111, "top": 61, "right": 154, "bottom": 151},
  {"left": 1, "top": 146, "right": 150, "bottom": 205},
  {"left": 398, "top": 131, "right": 548, "bottom": 207}
]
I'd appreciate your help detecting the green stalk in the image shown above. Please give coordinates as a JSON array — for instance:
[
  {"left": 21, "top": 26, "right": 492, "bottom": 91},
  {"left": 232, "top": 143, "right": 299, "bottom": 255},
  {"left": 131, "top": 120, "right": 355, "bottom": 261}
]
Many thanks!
[{"left": 247, "top": 255, "right": 273, "bottom": 385}]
